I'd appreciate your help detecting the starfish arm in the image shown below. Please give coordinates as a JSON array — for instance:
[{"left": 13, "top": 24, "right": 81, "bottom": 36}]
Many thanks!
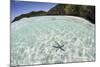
[
  {"left": 53, "top": 46, "right": 58, "bottom": 48},
  {"left": 60, "top": 48, "right": 65, "bottom": 51},
  {"left": 55, "top": 41, "right": 61, "bottom": 46},
  {"left": 61, "top": 45, "right": 64, "bottom": 47}
]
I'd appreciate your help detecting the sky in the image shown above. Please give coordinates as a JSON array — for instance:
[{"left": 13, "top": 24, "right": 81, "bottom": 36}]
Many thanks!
[{"left": 11, "top": 0, "right": 57, "bottom": 20}]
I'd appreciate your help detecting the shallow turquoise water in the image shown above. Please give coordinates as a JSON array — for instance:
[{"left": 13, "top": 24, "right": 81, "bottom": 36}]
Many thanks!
[{"left": 11, "top": 16, "right": 95, "bottom": 66}]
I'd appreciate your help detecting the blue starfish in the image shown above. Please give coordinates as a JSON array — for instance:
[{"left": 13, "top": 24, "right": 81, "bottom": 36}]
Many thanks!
[{"left": 53, "top": 41, "right": 65, "bottom": 51}]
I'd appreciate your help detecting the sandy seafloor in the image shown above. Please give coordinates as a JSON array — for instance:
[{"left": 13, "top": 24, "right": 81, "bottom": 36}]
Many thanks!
[{"left": 11, "top": 16, "right": 95, "bottom": 66}]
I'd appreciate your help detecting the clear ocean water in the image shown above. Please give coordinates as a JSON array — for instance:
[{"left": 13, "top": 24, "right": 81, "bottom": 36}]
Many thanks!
[{"left": 11, "top": 16, "right": 95, "bottom": 66}]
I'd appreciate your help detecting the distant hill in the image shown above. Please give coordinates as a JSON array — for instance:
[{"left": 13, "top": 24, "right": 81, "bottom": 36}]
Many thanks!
[
  {"left": 12, "top": 4, "right": 95, "bottom": 24},
  {"left": 47, "top": 4, "right": 95, "bottom": 24},
  {"left": 12, "top": 11, "right": 47, "bottom": 22}
]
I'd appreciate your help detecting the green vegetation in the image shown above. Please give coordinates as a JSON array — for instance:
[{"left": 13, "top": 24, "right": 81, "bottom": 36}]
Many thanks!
[{"left": 47, "top": 4, "right": 95, "bottom": 24}]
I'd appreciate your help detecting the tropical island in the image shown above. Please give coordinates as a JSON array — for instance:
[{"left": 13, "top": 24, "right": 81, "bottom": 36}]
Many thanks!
[{"left": 12, "top": 4, "right": 95, "bottom": 24}]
